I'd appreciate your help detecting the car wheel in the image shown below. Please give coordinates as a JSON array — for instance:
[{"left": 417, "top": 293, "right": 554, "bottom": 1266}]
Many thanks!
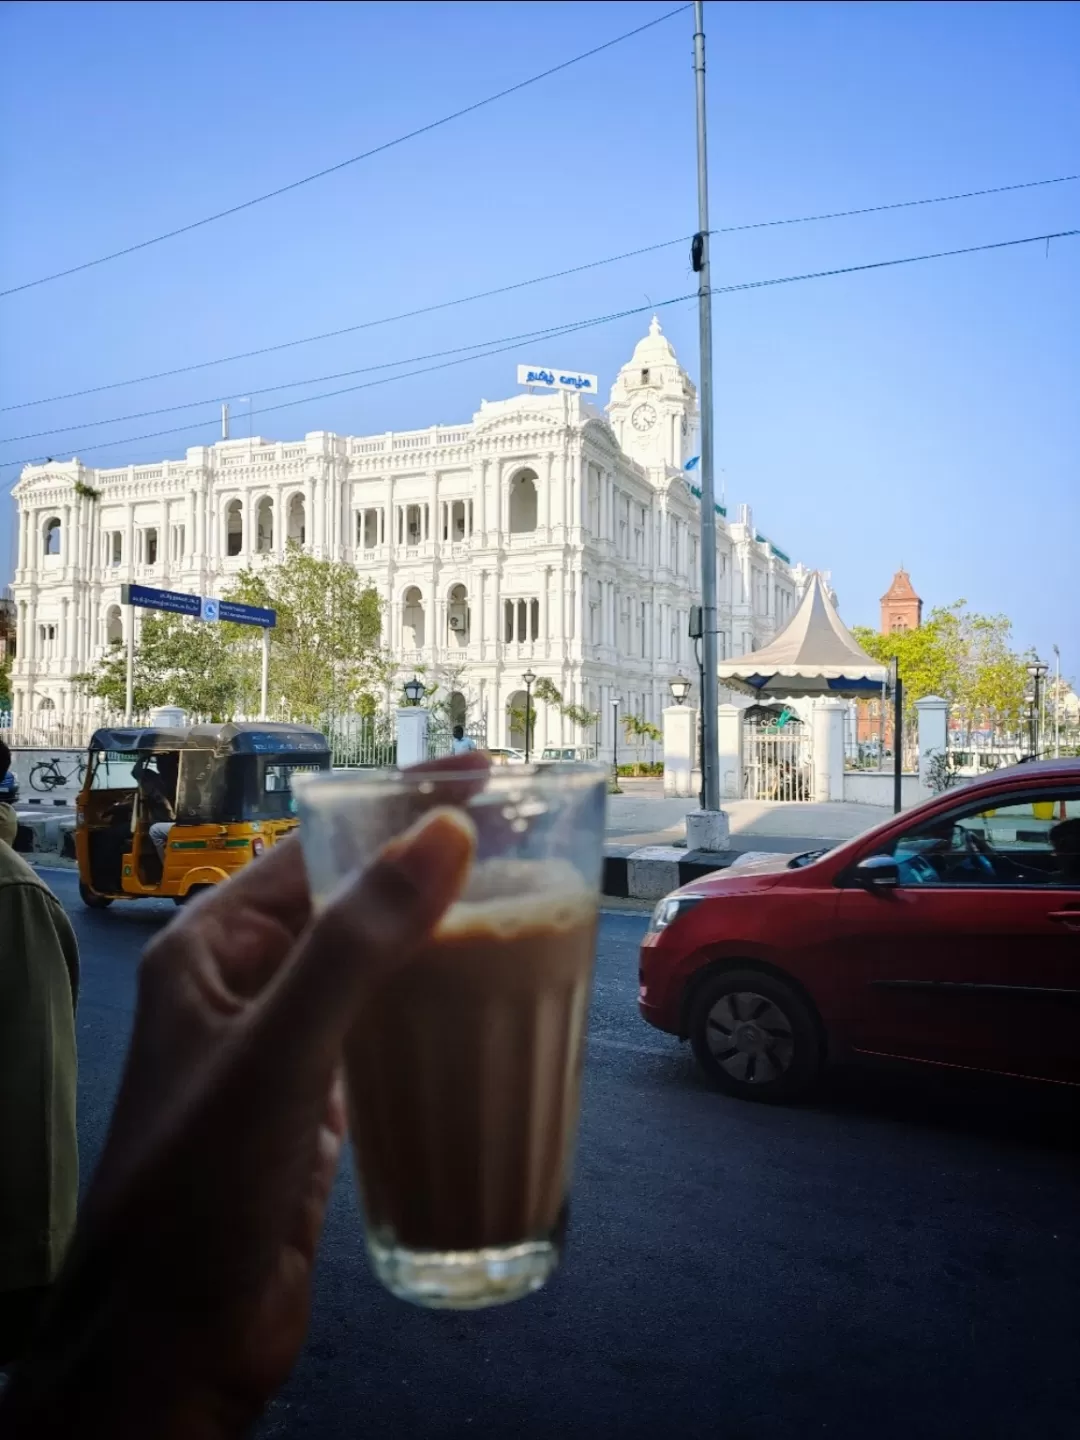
[
  {"left": 689, "top": 968, "right": 822, "bottom": 1103},
  {"left": 79, "top": 881, "right": 113, "bottom": 910}
]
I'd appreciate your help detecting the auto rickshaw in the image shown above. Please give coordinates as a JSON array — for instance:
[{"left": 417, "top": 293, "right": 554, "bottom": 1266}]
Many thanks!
[{"left": 75, "top": 721, "right": 331, "bottom": 909}]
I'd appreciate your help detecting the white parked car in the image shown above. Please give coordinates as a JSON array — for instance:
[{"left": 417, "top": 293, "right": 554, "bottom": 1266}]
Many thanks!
[{"left": 486, "top": 747, "right": 528, "bottom": 766}]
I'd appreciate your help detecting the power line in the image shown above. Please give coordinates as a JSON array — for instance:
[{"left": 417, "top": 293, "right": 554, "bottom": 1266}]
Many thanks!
[
  {"left": 3, "top": 295, "right": 698, "bottom": 474},
  {"left": 0, "top": 4, "right": 692, "bottom": 300},
  {"left": 3, "top": 170, "right": 1076, "bottom": 414},
  {"left": 5, "top": 224, "right": 1076, "bottom": 473}
]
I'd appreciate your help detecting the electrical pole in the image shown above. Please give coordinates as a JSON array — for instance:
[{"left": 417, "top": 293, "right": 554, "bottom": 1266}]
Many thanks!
[
  {"left": 1053, "top": 644, "right": 1061, "bottom": 757},
  {"left": 692, "top": 0, "right": 720, "bottom": 815}
]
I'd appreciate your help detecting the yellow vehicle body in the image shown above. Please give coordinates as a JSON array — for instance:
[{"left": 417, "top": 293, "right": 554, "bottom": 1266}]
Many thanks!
[{"left": 75, "top": 721, "right": 330, "bottom": 908}]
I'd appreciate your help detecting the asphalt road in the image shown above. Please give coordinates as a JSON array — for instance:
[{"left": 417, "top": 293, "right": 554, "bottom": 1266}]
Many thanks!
[{"left": 49, "top": 867, "right": 1080, "bottom": 1440}]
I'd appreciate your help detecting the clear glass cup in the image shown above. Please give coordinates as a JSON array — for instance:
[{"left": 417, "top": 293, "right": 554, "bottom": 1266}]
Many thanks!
[{"left": 294, "top": 762, "right": 607, "bottom": 1309}]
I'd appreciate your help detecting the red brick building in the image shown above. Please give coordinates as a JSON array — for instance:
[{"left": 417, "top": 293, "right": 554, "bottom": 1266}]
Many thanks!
[{"left": 856, "top": 569, "right": 923, "bottom": 749}]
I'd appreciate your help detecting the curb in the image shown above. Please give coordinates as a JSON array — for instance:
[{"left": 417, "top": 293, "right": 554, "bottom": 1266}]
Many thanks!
[{"left": 603, "top": 844, "right": 738, "bottom": 902}]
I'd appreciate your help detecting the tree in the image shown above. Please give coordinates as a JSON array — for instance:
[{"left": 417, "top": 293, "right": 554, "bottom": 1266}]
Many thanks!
[
  {"left": 853, "top": 601, "right": 1028, "bottom": 740},
  {"left": 532, "top": 678, "right": 600, "bottom": 741},
  {"left": 0, "top": 654, "right": 11, "bottom": 712},
  {"left": 622, "top": 713, "right": 662, "bottom": 769},
  {"left": 225, "top": 546, "right": 383, "bottom": 723},
  {"left": 76, "top": 612, "right": 240, "bottom": 719}
]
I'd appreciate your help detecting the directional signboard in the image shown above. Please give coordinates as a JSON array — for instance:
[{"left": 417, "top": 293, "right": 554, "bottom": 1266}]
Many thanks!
[{"left": 121, "top": 584, "right": 275, "bottom": 629}]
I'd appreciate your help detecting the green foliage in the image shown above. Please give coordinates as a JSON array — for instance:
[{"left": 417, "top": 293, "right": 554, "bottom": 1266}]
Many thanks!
[
  {"left": 622, "top": 714, "right": 662, "bottom": 745},
  {"left": 530, "top": 678, "right": 600, "bottom": 736},
  {"left": 77, "top": 548, "right": 385, "bottom": 724},
  {"left": 853, "top": 600, "right": 1028, "bottom": 737},
  {"left": 225, "top": 546, "right": 383, "bottom": 723},
  {"left": 0, "top": 653, "right": 12, "bottom": 710},
  {"left": 73, "top": 479, "right": 101, "bottom": 500},
  {"left": 76, "top": 612, "right": 239, "bottom": 718}
]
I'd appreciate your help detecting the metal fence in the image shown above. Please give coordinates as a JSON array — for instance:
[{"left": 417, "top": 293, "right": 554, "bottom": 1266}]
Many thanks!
[
  {"left": 743, "top": 726, "right": 813, "bottom": 801},
  {"left": 427, "top": 717, "right": 487, "bottom": 760},
  {"left": 323, "top": 714, "right": 397, "bottom": 769}
]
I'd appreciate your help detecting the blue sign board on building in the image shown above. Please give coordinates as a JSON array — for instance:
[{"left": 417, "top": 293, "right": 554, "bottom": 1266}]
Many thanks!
[{"left": 121, "top": 584, "right": 275, "bottom": 629}]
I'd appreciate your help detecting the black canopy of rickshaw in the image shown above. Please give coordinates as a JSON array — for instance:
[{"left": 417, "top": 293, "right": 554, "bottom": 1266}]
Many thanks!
[{"left": 88, "top": 723, "right": 328, "bottom": 756}]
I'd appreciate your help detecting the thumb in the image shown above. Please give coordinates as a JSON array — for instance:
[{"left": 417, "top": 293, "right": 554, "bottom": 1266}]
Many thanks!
[{"left": 249, "top": 806, "right": 476, "bottom": 1085}]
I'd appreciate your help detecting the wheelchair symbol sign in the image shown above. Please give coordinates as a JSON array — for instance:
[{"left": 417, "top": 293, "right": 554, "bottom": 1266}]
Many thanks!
[{"left": 200, "top": 597, "right": 220, "bottom": 622}]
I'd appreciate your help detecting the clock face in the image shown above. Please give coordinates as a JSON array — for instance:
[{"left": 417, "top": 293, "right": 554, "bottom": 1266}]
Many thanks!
[{"left": 631, "top": 403, "right": 657, "bottom": 433}]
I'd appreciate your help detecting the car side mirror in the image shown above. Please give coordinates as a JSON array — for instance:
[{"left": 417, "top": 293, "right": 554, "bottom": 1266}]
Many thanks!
[{"left": 852, "top": 855, "right": 899, "bottom": 889}]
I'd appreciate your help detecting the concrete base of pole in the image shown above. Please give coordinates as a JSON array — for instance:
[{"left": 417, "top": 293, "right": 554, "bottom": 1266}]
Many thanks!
[{"left": 685, "top": 808, "right": 730, "bottom": 853}]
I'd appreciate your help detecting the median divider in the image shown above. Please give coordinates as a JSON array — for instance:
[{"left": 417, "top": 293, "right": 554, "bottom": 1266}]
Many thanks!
[{"left": 602, "top": 844, "right": 737, "bottom": 902}]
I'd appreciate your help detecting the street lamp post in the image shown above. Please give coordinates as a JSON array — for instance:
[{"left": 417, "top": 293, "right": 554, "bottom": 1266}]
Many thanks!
[
  {"left": 669, "top": 674, "right": 691, "bottom": 705},
  {"left": 522, "top": 669, "right": 536, "bottom": 762},
  {"left": 611, "top": 695, "right": 622, "bottom": 792},
  {"left": 1052, "top": 644, "right": 1061, "bottom": 757},
  {"left": 1026, "top": 660, "right": 1048, "bottom": 757}
]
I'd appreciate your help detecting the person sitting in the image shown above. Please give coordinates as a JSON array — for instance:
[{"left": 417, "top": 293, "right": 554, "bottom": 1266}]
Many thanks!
[{"left": 134, "top": 753, "right": 179, "bottom": 864}]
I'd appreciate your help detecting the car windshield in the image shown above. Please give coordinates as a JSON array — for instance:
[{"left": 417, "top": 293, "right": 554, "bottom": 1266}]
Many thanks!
[{"left": 787, "top": 846, "right": 834, "bottom": 868}]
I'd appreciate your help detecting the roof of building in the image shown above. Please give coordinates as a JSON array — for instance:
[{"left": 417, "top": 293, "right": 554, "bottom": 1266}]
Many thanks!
[
  {"left": 880, "top": 568, "right": 921, "bottom": 604},
  {"left": 717, "top": 571, "right": 888, "bottom": 697},
  {"left": 628, "top": 315, "right": 678, "bottom": 368}
]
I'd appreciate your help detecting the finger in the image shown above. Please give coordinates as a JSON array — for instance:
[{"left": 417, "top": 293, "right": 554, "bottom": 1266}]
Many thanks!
[{"left": 247, "top": 805, "right": 476, "bottom": 1090}]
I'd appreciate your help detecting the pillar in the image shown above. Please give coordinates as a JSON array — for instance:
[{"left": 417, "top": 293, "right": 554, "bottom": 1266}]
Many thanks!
[
  {"left": 396, "top": 707, "right": 429, "bottom": 768},
  {"left": 663, "top": 704, "right": 697, "bottom": 798},
  {"left": 915, "top": 695, "right": 949, "bottom": 795},
  {"left": 717, "top": 703, "right": 744, "bottom": 801},
  {"left": 812, "top": 699, "right": 847, "bottom": 803}
]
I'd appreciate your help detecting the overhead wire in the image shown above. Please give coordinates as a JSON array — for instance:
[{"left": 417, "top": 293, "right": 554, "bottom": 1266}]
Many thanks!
[
  {"left": 3, "top": 170, "right": 1076, "bottom": 413},
  {"left": 0, "top": 4, "right": 693, "bottom": 299},
  {"left": 4, "top": 224, "right": 1076, "bottom": 473}
]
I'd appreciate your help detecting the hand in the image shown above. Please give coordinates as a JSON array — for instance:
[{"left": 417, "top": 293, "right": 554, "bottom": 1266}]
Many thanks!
[{"left": 2, "top": 763, "right": 482, "bottom": 1439}]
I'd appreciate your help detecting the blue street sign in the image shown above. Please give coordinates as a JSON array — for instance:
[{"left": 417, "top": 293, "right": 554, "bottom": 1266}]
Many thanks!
[
  {"left": 121, "top": 584, "right": 275, "bottom": 628},
  {"left": 218, "top": 598, "right": 276, "bottom": 628}
]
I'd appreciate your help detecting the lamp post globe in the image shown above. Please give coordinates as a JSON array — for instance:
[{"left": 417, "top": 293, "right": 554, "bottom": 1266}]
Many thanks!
[
  {"left": 669, "top": 674, "right": 691, "bottom": 706},
  {"left": 522, "top": 669, "right": 537, "bottom": 762},
  {"left": 403, "top": 675, "right": 424, "bottom": 707}
]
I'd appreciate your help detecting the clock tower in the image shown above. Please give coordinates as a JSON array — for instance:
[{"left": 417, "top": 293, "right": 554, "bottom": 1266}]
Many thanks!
[{"left": 606, "top": 316, "right": 698, "bottom": 473}]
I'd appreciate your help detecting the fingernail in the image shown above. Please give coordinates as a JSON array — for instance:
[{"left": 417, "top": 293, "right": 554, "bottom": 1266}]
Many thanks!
[{"left": 384, "top": 806, "right": 476, "bottom": 909}]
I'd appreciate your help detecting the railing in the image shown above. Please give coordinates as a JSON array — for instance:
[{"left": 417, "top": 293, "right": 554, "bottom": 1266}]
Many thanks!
[
  {"left": 744, "top": 726, "right": 813, "bottom": 801},
  {"left": 427, "top": 718, "right": 487, "bottom": 760},
  {"left": 323, "top": 714, "right": 397, "bottom": 769}
]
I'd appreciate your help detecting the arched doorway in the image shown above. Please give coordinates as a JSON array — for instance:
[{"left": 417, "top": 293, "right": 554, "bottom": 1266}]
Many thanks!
[
  {"left": 402, "top": 587, "right": 425, "bottom": 649},
  {"left": 225, "top": 499, "right": 243, "bottom": 556},
  {"left": 505, "top": 688, "right": 529, "bottom": 751},
  {"left": 287, "top": 493, "right": 306, "bottom": 545},
  {"left": 447, "top": 583, "right": 469, "bottom": 647},
  {"left": 509, "top": 470, "right": 538, "bottom": 533},
  {"left": 43, "top": 517, "right": 61, "bottom": 555},
  {"left": 448, "top": 691, "right": 467, "bottom": 728},
  {"left": 105, "top": 605, "right": 123, "bottom": 647},
  {"left": 256, "top": 497, "right": 274, "bottom": 552}
]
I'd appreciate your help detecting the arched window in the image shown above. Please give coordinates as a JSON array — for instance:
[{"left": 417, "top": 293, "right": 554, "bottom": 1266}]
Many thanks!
[
  {"left": 448, "top": 691, "right": 467, "bottom": 728},
  {"left": 402, "top": 586, "right": 425, "bottom": 649},
  {"left": 43, "top": 517, "right": 61, "bottom": 556},
  {"left": 225, "top": 499, "right": 243, "bottom": 557},
  {"left": 106, "top": 605, "right": 123, "bottom": 647},
  {"left": 447, "top": 583, "right": 469, "bottom": 647},
  {"left": 287, "top": 494, "right": 306, "bottom": 545},
  {"left": 37, "top": 696, "right": 56, "bottom": 714},
  {"left": 256, "top": 497, "right": 274, "bottom": 553},
  {"left": 505, "top": 689, "right": 529, "bottom": 750},
  {"left": 509, "top": 470, "right": 538, "bottom": 534}
]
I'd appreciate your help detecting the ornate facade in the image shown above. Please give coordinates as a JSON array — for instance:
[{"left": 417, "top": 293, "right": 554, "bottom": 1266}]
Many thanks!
[{"left": 9, "top": 319, "right": 814, "bottom": 753}]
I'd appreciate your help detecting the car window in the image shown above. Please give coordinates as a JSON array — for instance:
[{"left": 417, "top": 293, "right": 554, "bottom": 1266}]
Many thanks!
[{"left": 880, "top": 791, "right": 1080, "bottom": 888}]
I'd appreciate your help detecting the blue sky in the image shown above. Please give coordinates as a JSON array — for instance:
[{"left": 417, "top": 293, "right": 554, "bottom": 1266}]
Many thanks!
[{"left": 1, "top": 1, "right": 1077, "bottom": 668}]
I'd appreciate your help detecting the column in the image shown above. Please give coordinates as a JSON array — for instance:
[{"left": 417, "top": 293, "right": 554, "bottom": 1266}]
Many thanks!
[
  {"left": 717, "top": 704, "right": 744, "bottom": 801},
  {"left": 61, "top": 504, "right": 72, "bottom": 568},
  {"left": 125, "top": 504, "right": 135, "bottom": 577},
  {"left": 395, "top": 707, "right": 430, "bottom": 767},
  {"left": 540, "top": 453, "right": 552, "bottom": 533},
  {"left": 541, "top": 567, "right": 551, "bottom": 653},
  {"left": 16, "top": 508, "right": 27, "bottom": 573},
  {"left": 812, "top": 699, "right": 847, "bottom": 803},
  {"left": 61, "top": 597, "right": 71, "bottom": 663},
  {"left": 306, "top": 476, "right": 316, "bottom": 549},
  {"left": 915, "top": 695, "right": 950, "bottom": 797}
]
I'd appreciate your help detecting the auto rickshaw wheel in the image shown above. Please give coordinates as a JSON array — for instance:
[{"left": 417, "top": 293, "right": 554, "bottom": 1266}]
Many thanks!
[
  {"left": 174, "top": 884, "right": 215, "bottom": 907},
  {"left": 79, "top": 882, "right": 113, "bottom": 910}
]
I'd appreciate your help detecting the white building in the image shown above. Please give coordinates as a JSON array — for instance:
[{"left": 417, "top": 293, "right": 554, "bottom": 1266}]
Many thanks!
[{"left": 9, "top": 319, "right": 814, "bottom": 754}]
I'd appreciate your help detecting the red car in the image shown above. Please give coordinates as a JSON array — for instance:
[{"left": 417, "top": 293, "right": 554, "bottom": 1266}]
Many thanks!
[{"left": 639, "top": 759, "right": 1080, "bottom": 1103}]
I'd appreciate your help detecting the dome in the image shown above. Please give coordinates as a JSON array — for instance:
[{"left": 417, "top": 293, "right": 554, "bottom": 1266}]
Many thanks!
[{"left": 629, "top": 315, "right": 677, "bottom": 367}]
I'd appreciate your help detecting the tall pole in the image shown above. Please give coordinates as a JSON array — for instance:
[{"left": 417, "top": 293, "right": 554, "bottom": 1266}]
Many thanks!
[
  {"left": 692, "top": 0, "right": 720, "bottom": 814},
  {"left": 1053, "top": 645, "right": 1061, "bottom": 757},
  {"left": 124, "top": 603, "right": 135, "bottom": 724},
  {"left": 259, "top": 626, "right": 270, "bottom": 720},
  {"left": 890, "top": 656, "right": 903, "bottom": 814}
]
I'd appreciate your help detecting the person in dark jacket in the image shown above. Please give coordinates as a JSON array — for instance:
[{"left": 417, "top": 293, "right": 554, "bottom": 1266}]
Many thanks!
[{"left": 0, "top": 739, "right": 80, "bottom": 1367}]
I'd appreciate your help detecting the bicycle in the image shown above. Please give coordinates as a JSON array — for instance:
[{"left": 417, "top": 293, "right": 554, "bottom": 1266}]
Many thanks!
[{"left": 29, "top": 754, "right": 87, "bottom": 792}]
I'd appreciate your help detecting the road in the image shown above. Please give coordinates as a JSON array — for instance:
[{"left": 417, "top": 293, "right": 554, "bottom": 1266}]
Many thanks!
[{"left": 49, "top": 867, "right": 1080, "bottom": 1439}]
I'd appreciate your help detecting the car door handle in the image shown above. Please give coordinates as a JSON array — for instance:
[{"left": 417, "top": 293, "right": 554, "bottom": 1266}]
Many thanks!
[{"left": 1047, "top": 910, "right": 1080, "bottom": 931}]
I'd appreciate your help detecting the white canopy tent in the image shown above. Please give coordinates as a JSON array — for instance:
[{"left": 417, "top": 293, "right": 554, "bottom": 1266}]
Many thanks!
[{"left": 717, "top": 572, "right": 888, "bottom": 700}]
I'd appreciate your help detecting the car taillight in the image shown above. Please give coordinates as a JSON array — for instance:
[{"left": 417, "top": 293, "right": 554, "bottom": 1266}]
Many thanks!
[{"left": 251, "top": 837, "right": 265, "bottom": 856}]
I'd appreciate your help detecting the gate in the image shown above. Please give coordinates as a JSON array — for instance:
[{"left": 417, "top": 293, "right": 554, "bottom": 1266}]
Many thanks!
[
  {"left": 324, "top": 714, "right": 397, "bottom": 769},
  {"left": 743, "top": 725, "right": 813, "bottom": 801},
  {"left": 427, "top": 717, "right": 487, "bottom": 760}
]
